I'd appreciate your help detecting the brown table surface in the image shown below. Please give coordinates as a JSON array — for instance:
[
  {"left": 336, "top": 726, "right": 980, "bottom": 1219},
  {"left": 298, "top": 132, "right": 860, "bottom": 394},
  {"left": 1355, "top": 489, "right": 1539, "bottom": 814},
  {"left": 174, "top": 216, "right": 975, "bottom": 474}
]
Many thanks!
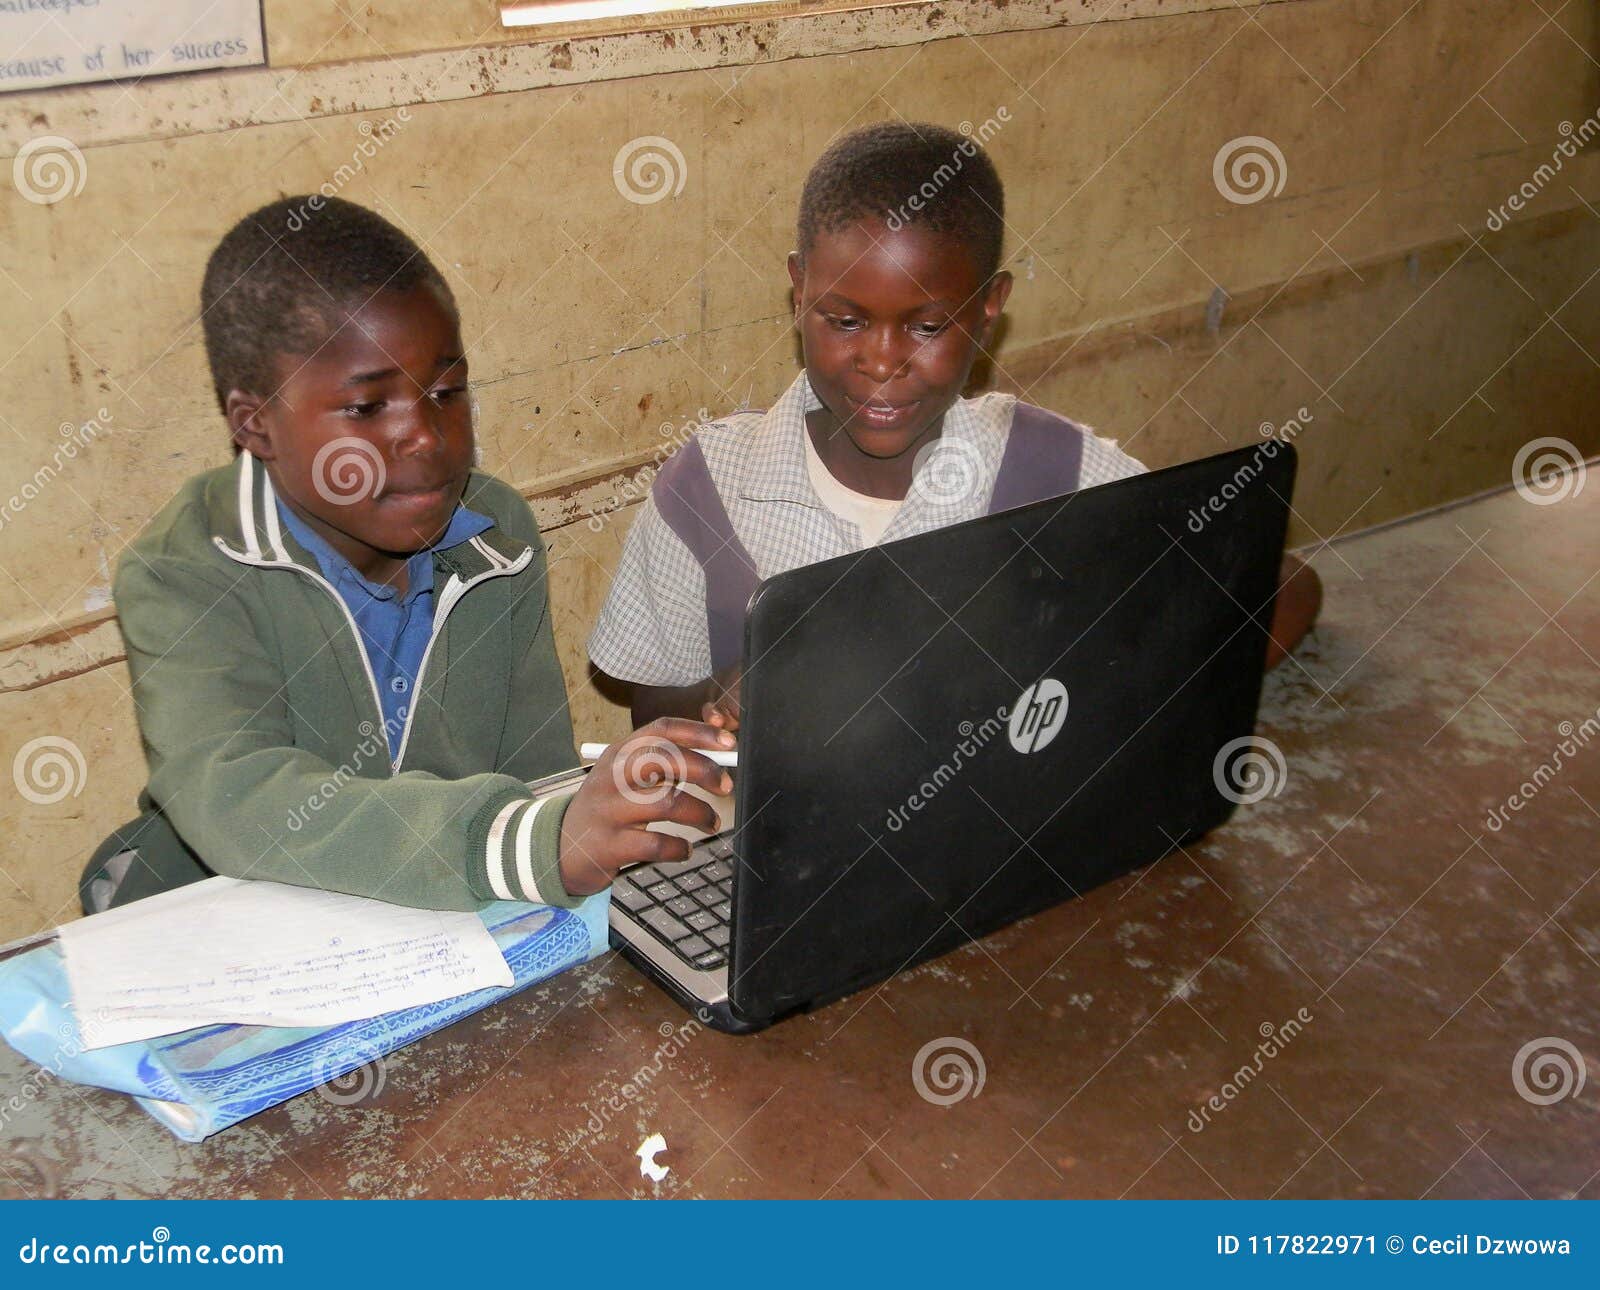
[{"left": 2, "top": 478, "right": 1596, "bottom": 1200}]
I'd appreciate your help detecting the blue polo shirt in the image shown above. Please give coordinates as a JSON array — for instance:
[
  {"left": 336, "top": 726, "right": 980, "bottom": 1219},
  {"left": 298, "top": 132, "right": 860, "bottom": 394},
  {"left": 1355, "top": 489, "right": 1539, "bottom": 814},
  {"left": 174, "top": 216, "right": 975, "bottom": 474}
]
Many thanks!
[{"left": 276, "top": 500, "right": 494, "bottom": 756}]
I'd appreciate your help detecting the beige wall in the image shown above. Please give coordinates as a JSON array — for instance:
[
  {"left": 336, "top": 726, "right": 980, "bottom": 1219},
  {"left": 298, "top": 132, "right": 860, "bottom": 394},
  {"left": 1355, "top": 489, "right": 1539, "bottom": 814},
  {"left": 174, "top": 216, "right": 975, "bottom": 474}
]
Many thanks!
[{"left": 1, "top": 0, "right": 1597, "bottom": 938}]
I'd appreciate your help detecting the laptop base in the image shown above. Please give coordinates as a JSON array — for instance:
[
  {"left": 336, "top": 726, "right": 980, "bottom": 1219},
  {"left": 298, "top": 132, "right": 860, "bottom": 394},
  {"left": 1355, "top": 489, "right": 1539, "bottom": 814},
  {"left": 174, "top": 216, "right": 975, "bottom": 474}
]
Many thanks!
[{"left": 607, "top": 927, "right": 762, "bottom": 1034}]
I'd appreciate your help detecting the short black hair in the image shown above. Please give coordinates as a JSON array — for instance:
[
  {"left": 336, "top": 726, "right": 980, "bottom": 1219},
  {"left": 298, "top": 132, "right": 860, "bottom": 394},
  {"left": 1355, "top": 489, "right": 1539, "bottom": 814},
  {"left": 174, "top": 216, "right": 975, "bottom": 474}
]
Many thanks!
[
  {"left": 200, "top": 195, "right": 454, "bottom": 412},
  {"left": 796, "top": 120, "right": 1006, "bottom": 279}
]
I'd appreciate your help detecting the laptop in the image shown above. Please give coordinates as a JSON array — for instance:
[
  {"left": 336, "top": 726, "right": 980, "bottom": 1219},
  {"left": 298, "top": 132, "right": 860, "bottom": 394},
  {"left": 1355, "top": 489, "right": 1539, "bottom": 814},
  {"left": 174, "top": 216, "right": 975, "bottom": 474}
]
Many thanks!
[{"left": 607, "top": 441, "right": 1296, "bottom": 1032}]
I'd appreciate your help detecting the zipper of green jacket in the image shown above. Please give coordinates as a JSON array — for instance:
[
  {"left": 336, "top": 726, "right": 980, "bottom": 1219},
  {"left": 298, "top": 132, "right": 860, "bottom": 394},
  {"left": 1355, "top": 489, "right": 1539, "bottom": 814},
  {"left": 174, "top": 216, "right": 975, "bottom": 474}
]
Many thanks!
[
  {"left": 389, "top": 534, "right": 531, "bottom": 768},
  {"left": 212, "top": 455, "right": 532, "bottom": 772}
]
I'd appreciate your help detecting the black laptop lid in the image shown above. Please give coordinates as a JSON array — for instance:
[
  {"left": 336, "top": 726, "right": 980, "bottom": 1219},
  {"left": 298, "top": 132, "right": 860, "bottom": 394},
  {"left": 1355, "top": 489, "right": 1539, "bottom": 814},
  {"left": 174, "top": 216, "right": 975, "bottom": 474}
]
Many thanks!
[{"left": 726, "top": 441, "right": 1296, "bottom": 1023}]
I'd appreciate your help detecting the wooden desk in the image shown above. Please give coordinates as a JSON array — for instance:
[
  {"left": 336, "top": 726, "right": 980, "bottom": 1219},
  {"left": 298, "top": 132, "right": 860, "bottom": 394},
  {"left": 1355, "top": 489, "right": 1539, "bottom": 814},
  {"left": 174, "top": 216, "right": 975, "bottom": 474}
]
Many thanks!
[{"left": 2, "top": 480, "right": 1596, "bottom": 1199}]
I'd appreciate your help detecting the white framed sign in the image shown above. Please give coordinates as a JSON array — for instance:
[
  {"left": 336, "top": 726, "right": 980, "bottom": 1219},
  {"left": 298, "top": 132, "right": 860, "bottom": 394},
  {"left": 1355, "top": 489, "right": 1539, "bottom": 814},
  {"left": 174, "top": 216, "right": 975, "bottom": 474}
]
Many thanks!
[{"left": 0, "top": 0, "right": 265, "bottom": 93}]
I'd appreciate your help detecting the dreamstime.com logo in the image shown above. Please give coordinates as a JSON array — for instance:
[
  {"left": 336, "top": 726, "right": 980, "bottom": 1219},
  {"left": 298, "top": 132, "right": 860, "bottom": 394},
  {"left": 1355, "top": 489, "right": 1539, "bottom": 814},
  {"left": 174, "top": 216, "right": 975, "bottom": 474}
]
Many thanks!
[
  {"left": 1185, "top": 407, "right": 1313, "bottom": 533},
  {"left": 12, "top": 134, "right": 87, "bottom": 204},
  {"left": 1511, "top": 437, "right": 1586, "bottom": 506},
  {"left": 584, "top": 407, "right": 712, "bottom": 532},
  {"left": 284, "top": 108, "right": 412, "bottom": 232},
  {"left": 613, "top": 136, "right": 687, "bottom": 205},
  {"left": 1212, "top": 735, "right": 1287, "bottom": 805},
  {"left": 912, "top": 1036, "right": 986, "bottom": 1105},
  {"left": 1484, "top": 706, "right": 1599, "bottom": 833},
  {"left": 285, "top": 716, "right": 404, "bottom": 832},
  {"left": 1512, "top": 1036, "right": 1586, "bottom": 1106},
  {"left": 312, "top": 437, "right": 386, "bottom": 506},
  {"left": 884, "top": 109, "right": 1011, "bottom": 232},
  {"left": 0, "top": 1012, "right": 115, "bottom": 1142},
  {"left": 1212, "top": 136, "right": 1287, "bottom": 205},
  {"left": 883, "top": 706, "right": 1008, "bottom": 833},
  {"left": 1188, "top": 1008, "right": 1314, "bottom": 1132},
  {"left": 576, "top": 1012, "right": 709, "bottom": 1141},
  {"left": 17, "top": 1227, "right": 284, "bottom": 1267},
  {"left": 0, "top": 408, "right": 112, "bottom": 534},
  {"left": 12, "top": 735, "right": 87, "bottom": 806},
  {"left": 1486, "top": 110, "right": 1600, "bottom": 231}
]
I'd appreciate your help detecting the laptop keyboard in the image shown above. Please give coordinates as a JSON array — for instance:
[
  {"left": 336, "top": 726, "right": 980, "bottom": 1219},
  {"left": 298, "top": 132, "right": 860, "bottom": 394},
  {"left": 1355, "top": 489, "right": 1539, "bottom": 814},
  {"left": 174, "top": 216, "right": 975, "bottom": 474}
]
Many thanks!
[{"left": 611, "top": 834, "right": 735, "bottom": 971}]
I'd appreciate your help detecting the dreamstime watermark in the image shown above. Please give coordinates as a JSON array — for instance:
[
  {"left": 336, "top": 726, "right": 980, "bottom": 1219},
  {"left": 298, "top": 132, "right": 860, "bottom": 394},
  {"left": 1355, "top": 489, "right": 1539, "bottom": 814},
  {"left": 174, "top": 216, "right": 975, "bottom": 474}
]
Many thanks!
[
  {"left": 12, "top": 735, "right": 88, "bottom": 806},
  {"left": 0, "top": 1010, "right": 114, "bottom": 1135},
  {"left": 1212, "top": 735, "right": 1287, "bottom": 805},
  {"left": 576, "top": 1012, "right": 708, "bottom": 1141},
  {"left": 284, "top": 715, "right": 403, "bottom": 832},
  {"left": 885, "top": 110, "right": 1011, "bottom": 231},
  {"left": 1484, "top": 707, "right": 1599, "bottom": 833},
  {"left": 585, "top": 408, "right": 711, "bottom": 532},
  {"left": 1187, "top": 1007, "right": 1314, "bottom": 1132},
  {"left": 12, "top": 134, "right": 87, "bottom": 204},
  {"left": 1185, "top": 407, "right": 1313, "bottom": 533},
  {"left": 284, "top": 108, "right": 413, "bottom": 232},
  {"left": 884, "top": 706, "right": 1008, "bottom": 833},
  {"left": 910, "top": 436, "right": 985, "bottom": 508},
  {"left": 313, "top": 1041, "right": 388, "bottom": 1107},
  {"left": 1511, "top": 437, "right": 1586, "bottom": 506},
  {"left": 1511, "top": 1036, "right": 1586, "bottom": 1106},
  {"left": 610, "top": 736, "right": 690, "bottom": 808},
  {"left": 0, "top": 407, "right": 112, "bottom": 533},
  {"left": 912, "top": 1036, "right": 986, "bottom": 1105},
  {"left": 613, "top": 136, "right": 687, "bottom": 205},
  {"left": 1486, "top": 110, "right": 1600, "bottom": 231},
  {"left": 1212, "top": 136, "right": 1287, "bottom": 205},
  {"left": 311, "top": 437, "right": 386, "bottom": 507}
]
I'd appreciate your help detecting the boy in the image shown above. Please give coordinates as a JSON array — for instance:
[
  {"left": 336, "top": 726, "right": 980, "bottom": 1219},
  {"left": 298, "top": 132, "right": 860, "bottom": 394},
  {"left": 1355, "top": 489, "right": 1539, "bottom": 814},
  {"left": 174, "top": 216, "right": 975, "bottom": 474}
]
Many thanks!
[
  {"left": 81, "top": 196, "right": 728, "bottom": 915},
  {"left": 589, "top": 122, "right": 1320, "bottom": 726}
]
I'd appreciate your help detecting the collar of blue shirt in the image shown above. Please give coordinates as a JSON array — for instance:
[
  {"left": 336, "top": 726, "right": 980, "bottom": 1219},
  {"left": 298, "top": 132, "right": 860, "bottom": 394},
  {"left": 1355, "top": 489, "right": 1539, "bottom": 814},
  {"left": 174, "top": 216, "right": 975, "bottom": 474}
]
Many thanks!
[{"left": 274, "top": 498, "right": 495, "bottom": 606}]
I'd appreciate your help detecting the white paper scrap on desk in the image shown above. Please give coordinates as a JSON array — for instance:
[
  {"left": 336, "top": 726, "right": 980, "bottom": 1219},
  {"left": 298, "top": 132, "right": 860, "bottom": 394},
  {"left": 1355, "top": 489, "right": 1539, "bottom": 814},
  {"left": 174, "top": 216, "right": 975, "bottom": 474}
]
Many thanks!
[{"left": 58, "top": 876, "right": 514, "bottom": 1049}]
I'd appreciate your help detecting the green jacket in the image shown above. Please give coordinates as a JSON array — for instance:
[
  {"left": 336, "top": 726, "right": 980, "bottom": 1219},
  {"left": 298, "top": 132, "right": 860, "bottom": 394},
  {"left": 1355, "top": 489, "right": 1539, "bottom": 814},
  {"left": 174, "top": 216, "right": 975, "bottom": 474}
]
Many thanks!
[{"left": 107, "top": 450, "right": 581, "bottom": 911}]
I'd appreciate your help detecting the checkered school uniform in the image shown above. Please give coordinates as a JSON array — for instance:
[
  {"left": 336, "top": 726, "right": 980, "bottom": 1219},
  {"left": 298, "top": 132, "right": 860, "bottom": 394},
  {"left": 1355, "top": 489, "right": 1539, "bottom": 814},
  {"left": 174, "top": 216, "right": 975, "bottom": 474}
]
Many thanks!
[{"left": 588, "top": 372, "right": 1146, "bottom": 687}]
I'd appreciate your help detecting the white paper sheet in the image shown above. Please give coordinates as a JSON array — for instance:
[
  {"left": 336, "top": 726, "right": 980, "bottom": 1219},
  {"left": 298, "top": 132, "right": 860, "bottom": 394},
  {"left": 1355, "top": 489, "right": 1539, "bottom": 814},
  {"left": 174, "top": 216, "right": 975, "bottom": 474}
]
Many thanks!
[{"left": 58, "top": 877, "right": 514, "bottom": 1049}]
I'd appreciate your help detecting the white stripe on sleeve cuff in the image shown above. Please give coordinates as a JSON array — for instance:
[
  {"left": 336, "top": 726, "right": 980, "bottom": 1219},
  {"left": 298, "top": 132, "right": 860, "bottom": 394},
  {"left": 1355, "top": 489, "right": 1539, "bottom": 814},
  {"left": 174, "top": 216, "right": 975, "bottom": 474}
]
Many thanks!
[
  {"left": 486, "top": 791, "right": 582, "bottom": 904},
  {"left": 484, "top": 799, "right": 524, "bottom": 901},
  {"left": 512, "top": 796, "right": 548, "bottom": 902}
]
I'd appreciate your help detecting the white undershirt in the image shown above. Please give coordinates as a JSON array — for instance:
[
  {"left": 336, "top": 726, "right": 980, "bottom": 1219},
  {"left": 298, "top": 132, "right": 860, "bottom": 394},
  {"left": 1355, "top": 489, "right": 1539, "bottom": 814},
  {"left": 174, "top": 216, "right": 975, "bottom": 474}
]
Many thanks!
[{"left": 802, "top": 430, "right": 904, "bottom": 546}]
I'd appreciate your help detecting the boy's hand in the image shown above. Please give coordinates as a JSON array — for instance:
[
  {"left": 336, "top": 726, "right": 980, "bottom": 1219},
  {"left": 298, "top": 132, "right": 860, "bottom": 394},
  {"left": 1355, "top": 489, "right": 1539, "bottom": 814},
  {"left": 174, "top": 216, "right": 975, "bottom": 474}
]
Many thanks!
[
  {"left": 701, "top": 663, "right": 743, "bottom": 732},
  {"left": 558, "top": 718, "right": 736, "bottom": 896}
]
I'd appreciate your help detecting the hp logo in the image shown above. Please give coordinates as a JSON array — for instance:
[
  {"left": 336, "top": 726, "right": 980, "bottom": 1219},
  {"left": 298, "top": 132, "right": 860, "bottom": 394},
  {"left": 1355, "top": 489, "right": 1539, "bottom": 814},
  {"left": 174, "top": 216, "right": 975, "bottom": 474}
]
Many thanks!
[{"left": 1008, "top": 679, "right": 1068, "bottom": 754}]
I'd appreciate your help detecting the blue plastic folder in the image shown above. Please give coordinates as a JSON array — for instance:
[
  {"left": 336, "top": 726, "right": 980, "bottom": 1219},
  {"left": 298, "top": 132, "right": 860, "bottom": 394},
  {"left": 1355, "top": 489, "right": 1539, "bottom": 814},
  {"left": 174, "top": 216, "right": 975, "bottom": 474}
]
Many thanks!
[{"left": 0, "top": 895, "right": 609, "bottom": 1142}]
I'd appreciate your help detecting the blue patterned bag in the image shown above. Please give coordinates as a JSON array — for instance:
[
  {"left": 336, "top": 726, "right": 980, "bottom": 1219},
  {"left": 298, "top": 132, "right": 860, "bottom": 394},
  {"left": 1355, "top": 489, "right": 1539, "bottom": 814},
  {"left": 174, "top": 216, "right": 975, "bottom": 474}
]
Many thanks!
[{"left": 0, "top": 895, "right": 609, "bottom": 1142}]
